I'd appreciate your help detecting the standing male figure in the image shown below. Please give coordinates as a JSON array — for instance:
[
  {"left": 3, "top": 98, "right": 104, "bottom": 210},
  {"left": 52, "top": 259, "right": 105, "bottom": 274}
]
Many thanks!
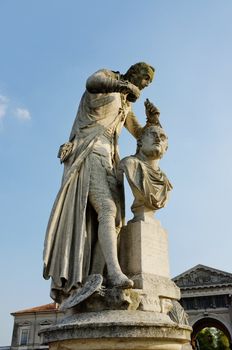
[{"left": 43, "top": 62, "right": 154, "bottom": 303}]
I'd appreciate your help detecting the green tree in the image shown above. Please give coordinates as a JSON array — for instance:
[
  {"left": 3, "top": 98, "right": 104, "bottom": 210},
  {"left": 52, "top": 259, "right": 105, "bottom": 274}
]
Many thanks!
[
  {"left": 215, "top": 329, "right": 230, "bottom": 350},
  {"left": 196, "top": 327, "right": 230, "bottom": 350},
  {"left": 197, "top": 328, "right": 216, "bottom": 350}
]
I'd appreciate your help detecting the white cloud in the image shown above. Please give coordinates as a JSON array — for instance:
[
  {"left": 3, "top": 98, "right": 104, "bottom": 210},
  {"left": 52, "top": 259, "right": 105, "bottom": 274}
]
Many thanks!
[
  {"left": 15, "top": 107, "right": 31, "bottom": 121},
  {"left": 0, "top": 94, "right": 31, "bottom": 124},
  {"left": 0, "top": 95, "right": 9, "bottom": 120}
]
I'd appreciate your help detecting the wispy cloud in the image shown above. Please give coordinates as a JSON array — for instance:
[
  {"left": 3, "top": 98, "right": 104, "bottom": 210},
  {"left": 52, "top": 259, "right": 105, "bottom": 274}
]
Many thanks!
[
  {"left": 14, "top": 107, "right": 31, "bottom": 121},
  {"left": 0, "top": 95, "right": 9, "bottom": 120},
  {"left": 0, "top": 93, "right": 31, "bottom": 125}
]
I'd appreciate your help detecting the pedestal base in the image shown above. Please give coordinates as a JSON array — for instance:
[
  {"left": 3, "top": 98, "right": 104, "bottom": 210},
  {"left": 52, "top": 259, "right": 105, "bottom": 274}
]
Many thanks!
[
  {"left": 40, "top": 219, "right": 192, "bottom": 349},
  {"left": 119, "top": 219, "right": 180, "bottom": 312},
  {"left": 119, "top": 219, "right": 171, "bottom": 280},
  {"left": 39, "top": 310, "right": 191, "bottom": 350}
]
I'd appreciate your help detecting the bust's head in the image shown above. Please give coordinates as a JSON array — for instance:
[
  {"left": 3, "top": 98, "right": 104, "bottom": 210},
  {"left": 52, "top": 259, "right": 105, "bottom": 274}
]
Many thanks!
[{"left": 137, "top": 125, "right": 168, "bottom": 160}]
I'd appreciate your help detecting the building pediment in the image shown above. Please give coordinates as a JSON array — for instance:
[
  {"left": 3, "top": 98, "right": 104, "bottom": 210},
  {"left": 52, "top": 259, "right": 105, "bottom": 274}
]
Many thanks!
[{"left": 173, "top": 264, "right": 232, "bottom": 289}]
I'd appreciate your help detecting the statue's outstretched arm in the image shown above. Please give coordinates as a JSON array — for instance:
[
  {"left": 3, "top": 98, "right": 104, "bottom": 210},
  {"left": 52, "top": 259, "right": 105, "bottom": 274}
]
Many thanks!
[
  {"left": 86, "top": 70, "right": 140, "bottom": 100},
  {"left": 124, "top": 111, "right": 143, "bottom": 139}
]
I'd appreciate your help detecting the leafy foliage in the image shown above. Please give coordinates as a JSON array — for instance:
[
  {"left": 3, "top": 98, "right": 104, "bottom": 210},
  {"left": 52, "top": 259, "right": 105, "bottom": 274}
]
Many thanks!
[{"left": 196, "top": 327, "right": 230, "bottom": 350}]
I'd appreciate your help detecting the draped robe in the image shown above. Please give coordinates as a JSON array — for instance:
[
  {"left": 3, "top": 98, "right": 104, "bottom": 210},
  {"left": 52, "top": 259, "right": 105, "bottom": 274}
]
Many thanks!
[{"left": 120, "top": 155, "right": 172, "bottom": 212}]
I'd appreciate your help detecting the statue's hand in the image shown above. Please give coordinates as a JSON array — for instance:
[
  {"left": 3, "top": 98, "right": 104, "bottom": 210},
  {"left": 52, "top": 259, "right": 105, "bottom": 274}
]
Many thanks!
[
  {"left": 144, "top": 98, "right": 158, "bottom": 117},
  {"left": 117, "top": 80, "right": 140, "bottom": 102},
  {"left": 58, "top": 142, "right": 73, "bottom": 163},
  {"left": 126, "top": 83, "right": 140, "bottom": 102},
  {"left": 144, "top": 99, "right": 160, "bottom": 124}
]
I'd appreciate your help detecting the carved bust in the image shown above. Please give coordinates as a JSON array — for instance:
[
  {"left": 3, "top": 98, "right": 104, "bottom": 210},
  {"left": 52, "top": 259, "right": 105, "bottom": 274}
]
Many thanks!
[{"left": 120, "top": 100, "right": 172, "bottom": 222}]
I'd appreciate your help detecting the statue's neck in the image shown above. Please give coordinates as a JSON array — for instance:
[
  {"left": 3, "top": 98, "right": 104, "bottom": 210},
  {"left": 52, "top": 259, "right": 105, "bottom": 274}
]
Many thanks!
[{"left": 136, "top": 152, "right": 160, "bottom": 170}]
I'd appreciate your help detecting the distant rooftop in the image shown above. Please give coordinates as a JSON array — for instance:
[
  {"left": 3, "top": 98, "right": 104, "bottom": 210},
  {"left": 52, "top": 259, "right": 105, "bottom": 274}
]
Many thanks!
[{"left": 11, "top": 303, "right": 58, "bottom": 315}]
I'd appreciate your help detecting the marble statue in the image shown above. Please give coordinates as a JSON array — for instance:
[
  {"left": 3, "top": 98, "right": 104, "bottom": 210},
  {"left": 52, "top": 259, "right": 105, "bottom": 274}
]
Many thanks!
[
  {"left": 43, "top": 62, "right": 155, "bottom": 303},
  {"left": 40, "top": 66, "right": 192, "bottom": 350},
  {"left": 120, "top": 99, "right": 172, "bottom": 222}
]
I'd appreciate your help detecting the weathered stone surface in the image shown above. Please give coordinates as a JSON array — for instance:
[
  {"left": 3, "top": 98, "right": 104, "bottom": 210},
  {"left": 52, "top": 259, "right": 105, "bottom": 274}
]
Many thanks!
[
  {"left": 119, "top": 219, "right": 170, "bottom": 280},
  {"left": 48, "top": 337, "right": 191, "bottom": 350},
  {"left": 118, "top": 219, "right": 180, "bottom": 313},
  {"left": 39, "top": 310, "right": 191, "bottom": 350},
  {"left": 119, "top": 220, "right": 180, "bottom": 297},
  {"left": 181, "top": 344, "right": 193, "bottom": 350},
  {"left": 59, "top": 274, "right": 104, "bottom": 311},
  {"left": 65, "top": 287, "right": 142, "bottom": 313},
  {"left": 168, "top": 300, "right": 189, "bottom": 326}
]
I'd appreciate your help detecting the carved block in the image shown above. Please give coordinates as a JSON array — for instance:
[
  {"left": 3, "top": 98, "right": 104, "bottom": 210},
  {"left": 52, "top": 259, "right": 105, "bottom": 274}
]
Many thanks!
[
  {"left": 119, "top": 219, "right": 180, "bottom": 311},
  {"left": 119, "top": 219, "right": 170, "bottom": 281}
]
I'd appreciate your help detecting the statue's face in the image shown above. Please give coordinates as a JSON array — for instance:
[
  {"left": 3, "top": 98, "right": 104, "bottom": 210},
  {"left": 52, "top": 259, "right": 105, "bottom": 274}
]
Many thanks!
[
  {"left": 140, "top": 126, "right": 168, "bottom": 159},
  {"left": 130, "top": 69, "right": 152, "bottom": 90},
  {"left": 135, "top": 73, "right": 151, "bottom": 90}
]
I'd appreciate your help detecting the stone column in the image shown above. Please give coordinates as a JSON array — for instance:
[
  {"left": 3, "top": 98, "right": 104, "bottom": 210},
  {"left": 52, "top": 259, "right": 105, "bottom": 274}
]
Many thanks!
[{"left": 119, "top": 218, "right": 180, "bottom": 312}]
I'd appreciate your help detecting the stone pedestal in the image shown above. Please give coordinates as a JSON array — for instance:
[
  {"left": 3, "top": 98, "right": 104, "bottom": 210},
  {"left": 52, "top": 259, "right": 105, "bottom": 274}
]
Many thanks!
[
  {"left": 120, "top": 219, "right": 170, "bottom": 279},
  {"left": 119, "top": 219, "right": 180, "bottom": 312},
  {"left": 40, "top": 218, "right": 191, "bottom": 349},
  {"left": 39, "top": 310, "right": 191, "bottom": 350}
]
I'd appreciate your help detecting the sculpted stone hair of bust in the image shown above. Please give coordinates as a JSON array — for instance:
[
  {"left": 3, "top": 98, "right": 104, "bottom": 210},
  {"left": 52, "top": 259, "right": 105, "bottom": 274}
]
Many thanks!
[{"left": 136, "top": 125, "right": 168, "bottom": 157}]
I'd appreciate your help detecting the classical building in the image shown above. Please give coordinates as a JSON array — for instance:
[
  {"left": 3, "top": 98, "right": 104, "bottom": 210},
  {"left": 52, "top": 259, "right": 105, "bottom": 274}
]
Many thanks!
[
  {"left": 174, "top": 264, "right": 232, "bottom": 344},
  {"left": 10, "top": 303, "right": 64, "bottom": 350},
  {"left": 9, "top": 264, "right": 232, "bottom": 348}
]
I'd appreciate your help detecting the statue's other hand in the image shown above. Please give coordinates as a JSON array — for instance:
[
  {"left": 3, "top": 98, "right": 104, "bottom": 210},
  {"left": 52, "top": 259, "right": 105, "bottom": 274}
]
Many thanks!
[
  {"left": 58, "top": 142, "right": 74, "bottom": 163},
  {"left": 144, "top": 99, "right": 161, "bottom": 125},
  {"left": 126, "top": 83, "right": 140, "bottom": 102},
  {"left": 116, "top": 80, "right": 140, "bottom": 102},
  {"left": 144, "top": 99, "right": 157, "bottom": 117}
]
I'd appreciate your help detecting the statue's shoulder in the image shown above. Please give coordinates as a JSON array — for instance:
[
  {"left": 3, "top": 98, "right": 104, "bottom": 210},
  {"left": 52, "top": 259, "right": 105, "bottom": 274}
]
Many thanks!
[
  {"left": 120, "top": 155, "right": 139, "bottom": 169},
  {"left": 88, "top": 68, "right": 120, "bottom": 80}
]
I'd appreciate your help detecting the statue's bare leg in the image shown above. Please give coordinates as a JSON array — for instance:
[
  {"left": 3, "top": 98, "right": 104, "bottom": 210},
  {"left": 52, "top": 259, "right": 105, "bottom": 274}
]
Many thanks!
[
  {"left": 88, "top": 154, "right": 133, "bottom": 288},
  {"left": 90, "top": 240, "right": 105, "bottom": 275}
]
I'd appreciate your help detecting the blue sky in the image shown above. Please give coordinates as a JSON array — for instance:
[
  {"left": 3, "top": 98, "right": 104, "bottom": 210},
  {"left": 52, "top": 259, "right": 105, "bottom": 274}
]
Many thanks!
[{"left": 1, "top": 0, "right": 232, "bottom": 345}]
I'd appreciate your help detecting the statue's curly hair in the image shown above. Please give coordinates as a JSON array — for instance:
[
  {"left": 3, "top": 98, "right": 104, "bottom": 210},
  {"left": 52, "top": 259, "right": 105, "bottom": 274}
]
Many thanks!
[
  {"left": 124, "top": 62, "right": 155, "bottom": 81},
  {"left": 136, "top": 124, "right": 168, "bottom": 155}
]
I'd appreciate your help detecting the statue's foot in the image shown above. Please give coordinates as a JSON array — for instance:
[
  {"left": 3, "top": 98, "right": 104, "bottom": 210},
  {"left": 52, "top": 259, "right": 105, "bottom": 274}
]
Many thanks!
[{"left": 108, "top": 272, "right": 134, "bottom": 289}]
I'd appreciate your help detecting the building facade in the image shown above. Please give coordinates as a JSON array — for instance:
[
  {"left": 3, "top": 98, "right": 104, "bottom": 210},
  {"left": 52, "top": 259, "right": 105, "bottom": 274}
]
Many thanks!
[
  {"left": 10, "top": 304, "right": 64, "bottom": 350},
  {"left": 174, "top": 264, "right": 232, "bottom": 343}
]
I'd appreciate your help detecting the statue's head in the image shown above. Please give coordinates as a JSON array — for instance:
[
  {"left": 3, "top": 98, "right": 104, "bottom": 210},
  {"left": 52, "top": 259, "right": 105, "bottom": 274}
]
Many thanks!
[
  {"left": 137, "top": 125, "right": 168, "bottom": 160},
  {"left": 124, "top": 62, "right": 155, "bottom": 90}
]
